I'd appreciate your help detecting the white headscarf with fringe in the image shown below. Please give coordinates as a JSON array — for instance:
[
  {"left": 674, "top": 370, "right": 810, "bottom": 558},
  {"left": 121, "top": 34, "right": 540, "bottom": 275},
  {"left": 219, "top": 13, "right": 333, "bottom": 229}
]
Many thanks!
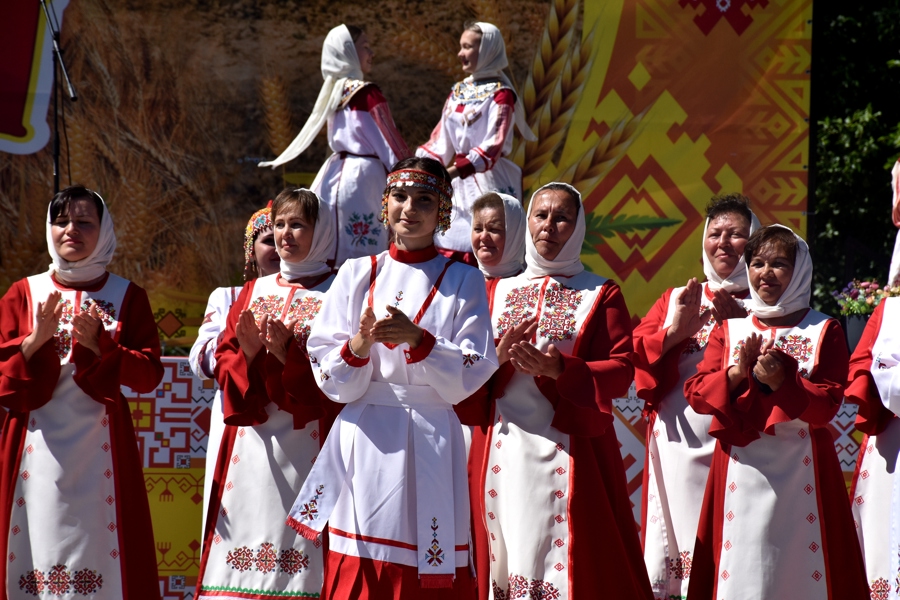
[
  {"left": 259, "top": 25, "right": 363, "bottom": 169},
  {"left": 47, "top": 191, "right": 117, "bottom": 285},
  {"left": 524, "top": 183, "right": 585, "bottom": 278},
  {"left": 746, "top": 224, "right": 812, "bottom": 318},
  {"left": 701, "top": 210, "right": 762, "bottom": 293},
  {"left": 473, "top": 192, "right": 526, "bottom": 279},
  {"left": 279, "top": 189, "right": 335, "bottom": 280},
  {"left": 471, "top": 22, "right": 536, "bottom": 142}
]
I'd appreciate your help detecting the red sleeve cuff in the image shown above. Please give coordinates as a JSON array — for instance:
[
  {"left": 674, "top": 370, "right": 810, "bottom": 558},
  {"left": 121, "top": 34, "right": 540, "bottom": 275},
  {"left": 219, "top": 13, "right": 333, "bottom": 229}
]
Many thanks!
[
  {"left": 455, "top": 155, "right": 476, "bottom": 179},
  {"left": 341, "top": 341, "right": 370, "bottom": 367},
  {"left": 405, "top": 331, "right": 435, "bottom": 364}
]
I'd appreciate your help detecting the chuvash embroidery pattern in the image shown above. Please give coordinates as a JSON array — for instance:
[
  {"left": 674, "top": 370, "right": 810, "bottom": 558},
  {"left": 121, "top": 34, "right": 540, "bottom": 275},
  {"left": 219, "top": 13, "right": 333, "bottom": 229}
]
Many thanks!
[
  {"left": 345, "top": 212, "right": 380, "bottom": 247},
  {"left": 538, "top": 283, "right": 583, "bottom": 342},
  {"left": 492, "top": 573, "right": 561, "bottom": 599},
  {"left": 224, "top": 542, "right": 310, "bottom": 575},
  {"left": 496, "top": 285, "right": 540, "bottom": 338},
  {"left": 451, "top": 79, "right": 504, "bottom": 104},
  {"left": 249, "top": 295, "right": 286, "bottom": 325},
  {"left": 18, "top": 565, "right": 103, "bottom": 596},
  {"left": 81, "top": 298, "right": 116, "bottom": 325},
  {"left": 54, "top": 298, "right": 75, "bottom": 358},
  {"left": 285, "top": 297, "right": 323, "bottom": 347},
  {"left": 298, "top": 484, "right": 325, "bottom": 522},
  {"left": 463, "top": 353, "right": 483, "bottom": 368},
  {"left": 666, "top": 550, "right": 692, "bottom": 580},
  {"left": 870, "top": 577, "right": 890, "bottom": 600},
  {"left": 683, "top": 312, "right": 716, "bottom": 355},
  {"left": 425, "top": 517, "right": 445, "bottom": 566},
  {"left": 775, "top": 334, "right": 814, "bottom": 378}
]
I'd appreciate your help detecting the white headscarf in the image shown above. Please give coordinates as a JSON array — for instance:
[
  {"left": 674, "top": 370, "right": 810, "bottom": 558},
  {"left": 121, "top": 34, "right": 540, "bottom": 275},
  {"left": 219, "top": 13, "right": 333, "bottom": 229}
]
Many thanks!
[
  {"left": 473, "top": 192, "right": 526, "bottom": 279},
  {"left": 259, "top": 25, "right": 363, "bottom": 169},
  {"left": 471, "top": 22, "right": 537, "bottom": 142},
  {"left": 524, "top": 183, "right": 585, "bottom": 278},
  {"left": 279, "top": 190, "right": 335, "bottom": 280},
  {"left": 47, "top": 192, "right": 117, "bottom": 285},
  {"left": 746, "top": 224, "right": 812, "bottom": 318},
  {"left": 701, "top": 210, "right": 762, "bottom": 293}
]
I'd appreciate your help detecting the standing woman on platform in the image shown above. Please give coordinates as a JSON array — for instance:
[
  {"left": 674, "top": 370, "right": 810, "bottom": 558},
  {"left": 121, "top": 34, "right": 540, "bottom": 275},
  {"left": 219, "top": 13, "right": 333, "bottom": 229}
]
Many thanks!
[
  {"left": 0, "top": 185, "right": 162, "bottom": 597},
  {"left": 287, "top": 157, "right": 497, "bottom": 599},
  {"left": 684, "top": 225, "right": 868, "bottom": 599},
  {"left": 416, "top": 22, "right": 536, "bottom": 262},
  {"left": 260, "top": 24, "right": 409, "bottom": 269},
  {"left": 189, "top": 203, "right": 278, "bottom": 541},
  {"left": 465, "top": 183, "right": 653, "bottom": 599},
  {"left": 195, "top": 188, "right": 336, "bottom": 599},
  {"left": 632, "top": 193, "right": 758, "bottom": 599}
]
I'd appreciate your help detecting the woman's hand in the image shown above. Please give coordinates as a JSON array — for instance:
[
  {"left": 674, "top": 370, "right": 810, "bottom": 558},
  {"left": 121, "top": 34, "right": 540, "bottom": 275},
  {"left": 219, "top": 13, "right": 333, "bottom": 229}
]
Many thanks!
[
  {"left": 72, "top": 303, "right": 103, "bottom": 356},
  {"left": 348, "top": 306, "right": 377, "bottom": 359},
  {"left": 710, "top": 288, "right": 748, "bottom": 323},
  {"left": 496, "top": 318, "right": 537, "bottom": 364},
  {"left": 260, "top": 315, "right": 296, "bottom": 365},
  {"left": 447, "top": 165, "right": 459, "bottom": 180},
  {"left": 21, "top": 291, "right": 63, "bottom": 361},
  {"left": 236, "top": 310, "right": 264, "bottom": 363},
  {"left": 508, "top": 341, "right": 564, "bottom": 380},
  {"left": 662, "top": 278, "right": 710, "bottom": 354},
  {"left": 371, "top": 305, "right": 424, "bottom": 348},
  {"left": 753, "top": 338, "right": 786, "bottom": 390},
  {"left": 727, "top": 332, "right": 764, "bottom": 391}
]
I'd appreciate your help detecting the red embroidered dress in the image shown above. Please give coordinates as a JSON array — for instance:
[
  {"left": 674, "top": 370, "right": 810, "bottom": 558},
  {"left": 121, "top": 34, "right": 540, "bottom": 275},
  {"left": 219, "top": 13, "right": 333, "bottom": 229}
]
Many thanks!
[
  {"left": 461, "top": 271, "right": 653, "bottom": 600},
  {"left": 0, "top": 272, "right": 162, "bottom": 599},
  {"left": 684, "top": 311, "right": 868, "bottom": 599},
  {"left": 195, "top": 272, "right": 334, "bottom": 599}
]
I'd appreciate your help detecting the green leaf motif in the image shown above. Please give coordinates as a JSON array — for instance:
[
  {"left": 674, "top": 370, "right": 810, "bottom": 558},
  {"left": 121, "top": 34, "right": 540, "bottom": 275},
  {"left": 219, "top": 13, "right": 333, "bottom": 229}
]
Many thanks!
[{"left": 582, "top": 213, "right": 682, "bottom": 251}]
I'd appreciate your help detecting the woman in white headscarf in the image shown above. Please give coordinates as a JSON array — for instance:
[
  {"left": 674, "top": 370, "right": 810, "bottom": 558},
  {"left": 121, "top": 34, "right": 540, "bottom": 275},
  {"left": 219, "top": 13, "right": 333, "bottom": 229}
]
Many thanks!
[
  {"left": 260, "top": 24, "right": 409, "bottom": 269},
  {"left": 0, "top": 185, "right": 162, "bottom": 597},
  {"left": 684, "top": 225, "right": 868, "bottom": 599},
  {"left": 632, "top": 193, "right": 759, "bottom": 599},
  {"left": 195, "top": 188, "right": 338, "bottom": 599},
  {"left": 465, "top": 183, "right": 653, "bottom": 599},
  {"left": 416, "top": 21, "right": 536, "bottom": 261}
]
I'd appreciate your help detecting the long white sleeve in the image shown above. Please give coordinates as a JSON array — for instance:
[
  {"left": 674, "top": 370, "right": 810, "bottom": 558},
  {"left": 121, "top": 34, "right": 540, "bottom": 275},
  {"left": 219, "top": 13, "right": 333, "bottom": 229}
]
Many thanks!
[{"left": 189, "top": 286, "right": 237, "bottom": 380}]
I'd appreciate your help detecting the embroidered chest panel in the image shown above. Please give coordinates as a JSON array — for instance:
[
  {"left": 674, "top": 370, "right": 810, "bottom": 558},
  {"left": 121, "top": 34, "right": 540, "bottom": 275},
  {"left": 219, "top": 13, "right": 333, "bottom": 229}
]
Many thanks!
[
  {"left": 727, "top": 314, "right": 828, "bottom": 380},
  {"left": 247, "top": 294, "right": 285, "bottom": 325},
  {"left": 339, "top": 79, "right": 368, "bottom": 108},
  {"left": 494, "top": 280, "right": 589, "bottom": 345},
  {"left": 495, "top": 284, "right": 540, "bottom": 339},
  {"left": 249, "top": 276, "right": 328, "bottom": 351},
  {"left": 450, "top": 79, "right": 504, "bottom": 105},
  {"left": 285, "top": 296, "right": 323, "bottom": 348}
]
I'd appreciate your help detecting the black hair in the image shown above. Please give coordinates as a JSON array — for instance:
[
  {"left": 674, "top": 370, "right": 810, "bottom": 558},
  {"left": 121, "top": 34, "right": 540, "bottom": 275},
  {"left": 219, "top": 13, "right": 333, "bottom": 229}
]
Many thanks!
[
  {"left": 345, "top": 25, "right": 364, "bottom": 43},
  {"left": 463, "top": 21, "right": 483, "bottom": 34},
  {"left": 706, "top": 193, "right": 751, "bottom": 225},
  {"left": 49, "top": 185, "right": 105, "bottom": 222},
  {"left": 388, "top": 157, "right": 451, "bottom": 186},
  {"left": 271, "top": 188, "right": 320, "bottom": 224},
  {"left": 743, "top": 225, "right": 799, "bottom": 266}
]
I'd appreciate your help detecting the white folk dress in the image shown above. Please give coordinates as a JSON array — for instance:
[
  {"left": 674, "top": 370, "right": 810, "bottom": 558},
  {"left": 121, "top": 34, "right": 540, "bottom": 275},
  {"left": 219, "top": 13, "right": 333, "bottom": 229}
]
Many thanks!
[
  {"left": 847, "top": 297, "right": 900, "bottom": 599},
  {"left": 195, "top": 272, "right": 334, "bottom": 600},
  {"left": 311, "top": 81, "right": 409, "bottom": 268},
  {"left": 685, "top": 311, "right": 869, "bottom": 600},
  {"left": 0, "top": 272, "right": 162, "bottom": 599},
  {"left": 190, "top": 285, "right": 240, "bottom": 543},
  {"left": 287, "top": 244, "right": 497, "bottom": 589},
  {"left": 633, "top": 283, "right": 748, "bottom": 600},
  {"left": 416, "top": 80, "right": 521, "bottom": 253}
]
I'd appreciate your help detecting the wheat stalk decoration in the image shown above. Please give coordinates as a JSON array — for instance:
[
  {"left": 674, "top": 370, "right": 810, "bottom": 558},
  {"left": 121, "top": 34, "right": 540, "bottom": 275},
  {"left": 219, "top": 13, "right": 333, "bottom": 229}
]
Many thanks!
[
  {"left": 466, "top": 0, "right": 509, "bottom": 40},
  {"left": 394, "top": 26, "right": 460, "bottom": 80},
  {"left": 259, "top": 75, "right": 294, "bottom": 157}
]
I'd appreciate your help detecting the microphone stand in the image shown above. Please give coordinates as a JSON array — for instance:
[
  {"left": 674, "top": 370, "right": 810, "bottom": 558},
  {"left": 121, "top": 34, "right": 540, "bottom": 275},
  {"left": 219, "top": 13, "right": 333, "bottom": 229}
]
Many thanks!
[{"left": 39, "top": 0, "right": 76, "bottom": 194}]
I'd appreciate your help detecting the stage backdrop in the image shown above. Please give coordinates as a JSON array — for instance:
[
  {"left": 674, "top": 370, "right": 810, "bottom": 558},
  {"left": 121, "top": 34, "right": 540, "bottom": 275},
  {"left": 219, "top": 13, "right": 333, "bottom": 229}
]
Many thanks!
[{"left": 1, "top": 0, "right": 814, "bottom": 597}]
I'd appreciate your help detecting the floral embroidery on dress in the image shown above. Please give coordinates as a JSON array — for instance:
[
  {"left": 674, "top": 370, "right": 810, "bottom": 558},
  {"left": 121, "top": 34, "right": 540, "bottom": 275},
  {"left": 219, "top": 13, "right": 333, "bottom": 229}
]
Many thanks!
[
  {"left": 45, "top": 565, "right": 70, "bottom": 595},
  {"left": 463, "top": 353, "right": 483, "bottom": 368},
  {"left": 394, "top": 291, "right": 404, "bottom": 307},
  {"left": 731, "top": 339, "right": 746, "bottom": 363},
  {"left": 298, "top": 484, "right": 325, "bottom": 522},
  {"left": 775, "top": 334, "right": 814, "bottom": 378},
  {"left": 339, "top": 79, "right": 367, "bottom": 108},
  {"left": 285, "top": 297, "right": 323, "bottom": 347},
  {"left": 248, "top": 295, "right": 285, "bottom": 325},
  {"left": 80, "top": 298, "right": 116, "bottom": 325},
  {"left": 450, "top": 78, "right": 504, "bottom": 104},
  {"left": 538, "top": 283, "right": 583, "bottom": 342},
  {"left": 254, "top": 542, "right": 278, "bottom": 573},
  {"left": 666, "top": 550, "right": 692, "bottom": 580},
  {"left": 54, "top": 298, "right": 75, "bottom": 359},
  {"left": 496, "top": 284, "right": 540, "bottom": 338},
  {"left": 225, "top": 546, "right": 254, "bottom": 572},
  {"left": 492, "top": 580, "right": 508, "bottom": 600},
  {"left": 278, "top": 548, "right": 310, "bottom": 574},
  {"left": 425, "top": 517, "right": 445, "bottom": 566},
  {"left": 507, "top": 574, "right": 529, "bottom": 598},
  {"left": 345, "top": 212, "right": 380, "bottom": 247},
  {"left": 225, "top": 543, "right": 309, "bottom": 576},
  {"left": 870, "top": 577, "right": 890, "bottom": 600},
  {"left": 529, "top": 578, "right": 561, "bottom": 599},
  {"left": 683, "top": 312, "right": 715, "bottom": 355},
  {"left": 72, "top": 569, "right": 103, "bottom": 594}
]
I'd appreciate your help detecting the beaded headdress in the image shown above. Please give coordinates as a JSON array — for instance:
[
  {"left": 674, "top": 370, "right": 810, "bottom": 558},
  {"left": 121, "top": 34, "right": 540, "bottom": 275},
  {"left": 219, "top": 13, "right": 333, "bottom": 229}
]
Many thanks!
[
  {"left": 243, "top": 203, "right": 273, "bottom": 279},
  {"left": 380, "top": 169, "right": 454, "bottom": 235}
]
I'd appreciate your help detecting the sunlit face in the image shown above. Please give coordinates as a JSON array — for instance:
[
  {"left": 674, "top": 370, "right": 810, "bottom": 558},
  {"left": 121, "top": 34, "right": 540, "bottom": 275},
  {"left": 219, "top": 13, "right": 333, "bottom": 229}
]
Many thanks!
[
  {"left": 458, "top": 30, "right": 481, "bottom": 74},
  {"left": 273, "top": 205, "right": 315, "bottom": 264},
  {"left": 471, "top": 207, "right": 506, "bottom": 267},
  {"left": 528, "top": 189, "right": 578, "bottom": 261},
  {"left": 51, "top": 198, "right": 101, "bottom": 262},
  {"left": 355, "top": 32, "right": 374, "bottom": 75},
  {"left": 253, "top": 227, "right": 280, "bottom": 276},
  {"left": 387, "top": 186, "right": 440, "bottom": 246},
  {"left": 748, "top": 243, "right": 795, "bottom": 306},
  {"left": 704, "top": 212, "right": 751, "bottom": 279}
]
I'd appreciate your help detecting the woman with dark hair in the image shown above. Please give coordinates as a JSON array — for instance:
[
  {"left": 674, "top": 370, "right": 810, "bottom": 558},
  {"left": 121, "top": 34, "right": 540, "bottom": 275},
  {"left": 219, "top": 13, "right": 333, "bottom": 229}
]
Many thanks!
[
  {"left": 0, "top": 185, "right": 162, "bottom": 597},
  {"left": 463, "top": 182, "right": 652, "bottom": 599},
  {"left": 632, "top": 193, "right": 759, "bottom": 599},
  {"left": 416, "top": 22, "right": 535, "bottom": 262},
  {"left": 288, "top": 157, "right": 497, "bottom": 598},
  {"left": 684, "top": 225, "right": 868, "bottom": 599},
  {"left": 260, "top": 24, "right": 409, "bottom": 268},
  {"left": 195, "top": 188, "right": 336, "bottom": 599},
  {"left": 189, "top": 203, "right": 278, "bottom": 541}
]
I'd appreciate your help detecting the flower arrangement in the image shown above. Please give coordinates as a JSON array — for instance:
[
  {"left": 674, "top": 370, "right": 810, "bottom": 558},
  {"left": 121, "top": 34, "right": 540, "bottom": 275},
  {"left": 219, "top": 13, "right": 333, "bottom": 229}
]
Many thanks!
[{"left": 832, "top": 279, "right": 900, "bottom": 316}]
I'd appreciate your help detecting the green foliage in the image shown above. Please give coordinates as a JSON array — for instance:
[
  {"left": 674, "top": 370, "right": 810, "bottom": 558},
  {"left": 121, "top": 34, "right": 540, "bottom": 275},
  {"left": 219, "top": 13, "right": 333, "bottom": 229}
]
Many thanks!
[{"left": 582, "top": 212, "right": 682, "bottom": 253}]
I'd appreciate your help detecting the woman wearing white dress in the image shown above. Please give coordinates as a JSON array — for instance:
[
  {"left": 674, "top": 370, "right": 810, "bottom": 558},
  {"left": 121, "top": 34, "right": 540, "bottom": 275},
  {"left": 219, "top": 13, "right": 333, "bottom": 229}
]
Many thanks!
[
  {"left": 416, "top": 22, "right": 535, "bottom": 259},
  {"left": 260, "top": 24, "right": 409, "bottom": 268}
]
